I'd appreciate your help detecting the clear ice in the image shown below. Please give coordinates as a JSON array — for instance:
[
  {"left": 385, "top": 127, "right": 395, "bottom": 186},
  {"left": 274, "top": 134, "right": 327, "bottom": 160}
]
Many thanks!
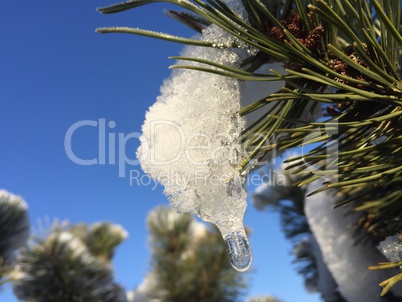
[
  {"left": 137, "top": 0, "right": 253, "bottom": 271},
  {"left": 225, "top": 230, "right": 252, "bottom": 272}
]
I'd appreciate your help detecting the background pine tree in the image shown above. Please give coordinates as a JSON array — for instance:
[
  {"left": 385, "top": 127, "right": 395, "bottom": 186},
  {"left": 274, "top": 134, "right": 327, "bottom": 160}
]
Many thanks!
[
  {"left": 11, "top": 222, "right": 128, "bottom": 302},
  {"left": 1, "top": 192, "right": 282, "bottom": 302},
  {"left": 129, "top": 206, "right": 248, "bottom": 302},
  {"left": 0, "top": 190, "right": 29, "bottom": 287}
]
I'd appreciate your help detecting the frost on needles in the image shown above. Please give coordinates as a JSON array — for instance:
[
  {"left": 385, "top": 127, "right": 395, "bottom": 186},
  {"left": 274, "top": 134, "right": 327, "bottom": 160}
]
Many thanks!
[{"left": 137, "top": 20, "right": 253, "bottom": 272}]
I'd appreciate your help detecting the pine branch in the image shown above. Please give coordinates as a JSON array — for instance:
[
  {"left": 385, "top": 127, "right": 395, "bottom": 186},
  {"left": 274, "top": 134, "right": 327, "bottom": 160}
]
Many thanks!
[
  {"left": 97, "top": 1, "right": 402, "bottom": 191},
  {"left": 68, "top": 222, "right": 128, "bottom": 261},
  {"left": 98, "top": 1, "right": 402, "bottom": 297},
  {"left": 0, "top": 190, "right": 30, "bottom": 285},
  {"left": 11, "top": 225, "right": 127, "bottom": 302},
  {"left": 143, "top": 207, "right": 247, "bottom": 302}
]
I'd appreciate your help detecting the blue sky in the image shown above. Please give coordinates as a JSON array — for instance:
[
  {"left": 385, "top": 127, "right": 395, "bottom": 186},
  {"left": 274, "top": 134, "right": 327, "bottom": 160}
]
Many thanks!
[{"left": 1, "top": 2, "right": 320, "bottom": 301}]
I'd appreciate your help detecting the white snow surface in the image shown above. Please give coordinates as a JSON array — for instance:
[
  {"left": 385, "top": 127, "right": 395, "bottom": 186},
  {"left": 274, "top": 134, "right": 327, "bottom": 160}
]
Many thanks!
[
  {"left": 308, "top": 234, "right": 339, "bottom": 301},
  {"left": 0, "top": 189, "right": 28, "bottom": 211},
  {"left": 305, "top": 182, "right": 402, "bottom": 301}
]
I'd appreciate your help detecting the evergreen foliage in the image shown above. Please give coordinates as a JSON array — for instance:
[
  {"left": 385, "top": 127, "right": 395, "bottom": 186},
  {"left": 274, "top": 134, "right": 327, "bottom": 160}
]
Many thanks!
[
  {"left": 0, "top": 194, "right": 257, "bottom": 302},
  {"left": 68, "top": 222, "right": 128, "bottom": 261},
  {"left": 11, "top": 223, "right": 127, "bottom": 302},
  {"left": 0, "top": 190, "right": 29, "bottom": 286},
  {"left": 97, "top": 0, "right": 402, "bottom": 296},
  {"left": 135, "top": 206, "right": 247, "bottom": 302}
]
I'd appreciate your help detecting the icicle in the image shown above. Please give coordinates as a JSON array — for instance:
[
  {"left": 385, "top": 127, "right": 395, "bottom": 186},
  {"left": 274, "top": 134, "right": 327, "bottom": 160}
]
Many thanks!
[{"left": 224, "top": 230, "right": 252, "bottom": 271}]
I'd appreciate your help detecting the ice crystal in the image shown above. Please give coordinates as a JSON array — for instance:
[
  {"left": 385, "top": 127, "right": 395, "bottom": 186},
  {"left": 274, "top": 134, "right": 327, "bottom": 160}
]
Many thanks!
[{"left": 378, "top": 234, "right": 402, "bottom": 263}]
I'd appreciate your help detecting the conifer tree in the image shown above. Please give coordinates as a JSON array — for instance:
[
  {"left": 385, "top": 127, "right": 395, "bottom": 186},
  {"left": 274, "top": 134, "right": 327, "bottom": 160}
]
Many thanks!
[
  {"left": 11, "top": 222, "right": 128, "bottom": 302},
  {"left": 0, "top": 192, "right": 256, "bottom": 302},
  {"left": 0, "top": 190, "right": 29, "bottom": 287},
  {"left": 130, "top": 206, "right": 247, "bottom": 302}
]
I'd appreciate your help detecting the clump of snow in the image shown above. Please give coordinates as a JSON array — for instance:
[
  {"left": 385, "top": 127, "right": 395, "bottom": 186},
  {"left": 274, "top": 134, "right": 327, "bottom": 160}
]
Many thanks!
[
  {"left": 137, "top": 19, "right": 249, "bottom": 239},
  {"left": 0, "top": 190, "right": 28, "bottom": 211},
  {"left": 57, "top": 232, "right": 88, "bottom": 260},
  {"left": 136, "top": 0, "right": 260, "bottom": 271},
  {"left": 378, "top": 234, "right": 402, "bottom": 263},
  {"left": 91, "top": 222, "right": 129, "bottom": 241}
]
